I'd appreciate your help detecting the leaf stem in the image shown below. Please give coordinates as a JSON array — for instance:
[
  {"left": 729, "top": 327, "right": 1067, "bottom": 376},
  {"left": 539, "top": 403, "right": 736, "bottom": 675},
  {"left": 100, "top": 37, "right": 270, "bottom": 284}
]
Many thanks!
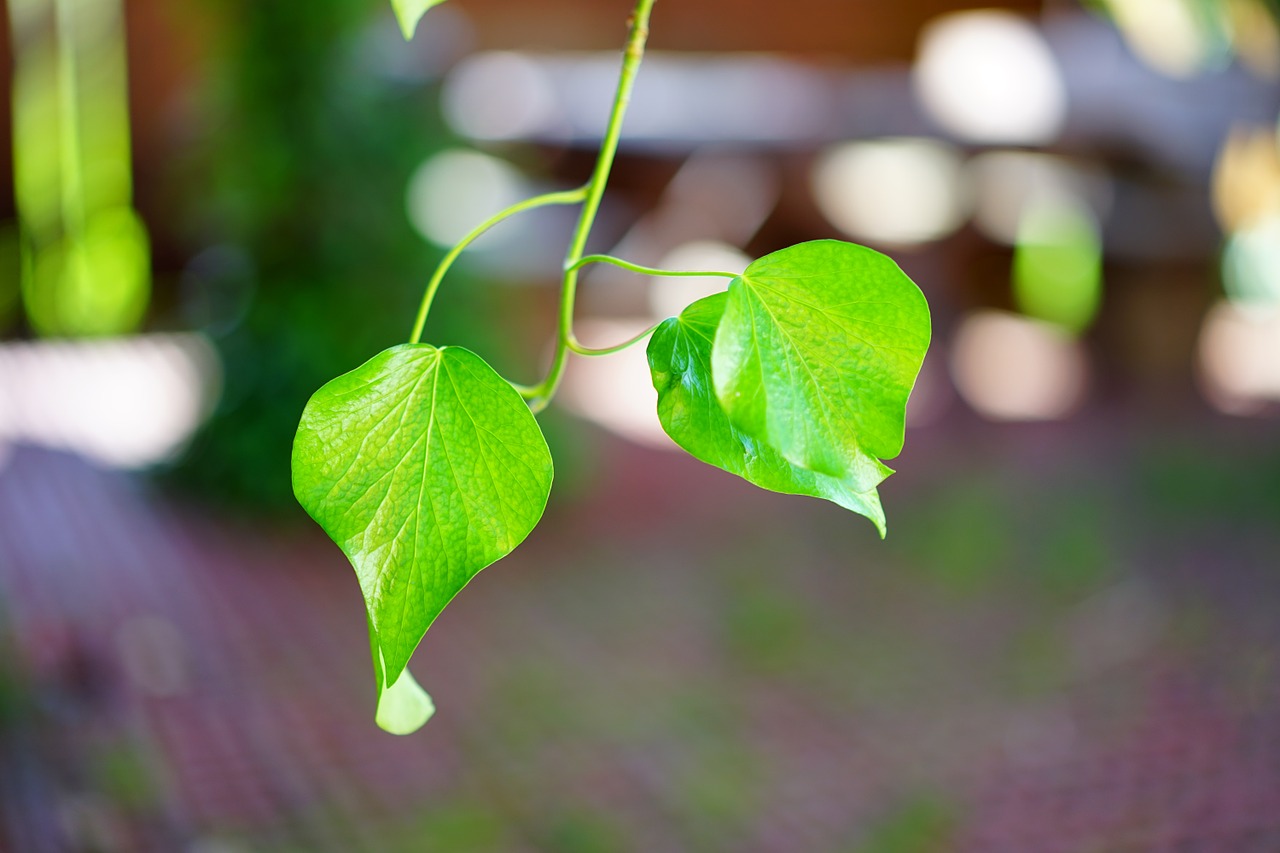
[
  {"left": 567, "top": 254, "right": 739, "bottom": 279},
  {"left": 567, "top": 321, "right": 661, "bottom": 356},
  {"left": 523, "top": 0, "right": 656, "bottom": 413},
  {"left": 409, "top": 186, "right": 587, "bottom": 344}
]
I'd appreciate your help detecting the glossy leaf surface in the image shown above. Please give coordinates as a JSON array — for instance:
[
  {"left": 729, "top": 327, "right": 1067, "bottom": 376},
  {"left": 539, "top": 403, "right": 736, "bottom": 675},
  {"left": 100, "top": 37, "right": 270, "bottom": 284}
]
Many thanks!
[
  {"left": 293, "top": 344, "right": 552, "bottom": 731},
  {"left": 649, "top": 293, "right": 888, "bottom": 535},
  {"left": 391, "top": 0, "right": 444, "bottom": 39},
  {"left": 711, "top": 240, "right": 930, "bottom": 489}
]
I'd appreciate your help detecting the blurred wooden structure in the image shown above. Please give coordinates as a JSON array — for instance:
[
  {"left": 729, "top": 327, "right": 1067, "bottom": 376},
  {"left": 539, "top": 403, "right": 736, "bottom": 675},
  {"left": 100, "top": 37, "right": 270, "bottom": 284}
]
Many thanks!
[{"left": 460, "top": 0, "right": 1045, "bottom": 57}]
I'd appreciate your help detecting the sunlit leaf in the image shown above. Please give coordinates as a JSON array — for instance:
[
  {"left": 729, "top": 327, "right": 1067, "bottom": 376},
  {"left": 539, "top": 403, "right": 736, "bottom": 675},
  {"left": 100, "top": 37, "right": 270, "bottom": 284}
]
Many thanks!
[
  {"left": 711, "top": 240, "right": 930, "bottom": 489},
  {"left": 649, "top": 293, "right": 887, "bottom": 535},
  {"left": 390, "top": 0, "right": 445, "bottom": 39},
  {"left": 293, "top": 344, "right": 552, "bottom": 732}
]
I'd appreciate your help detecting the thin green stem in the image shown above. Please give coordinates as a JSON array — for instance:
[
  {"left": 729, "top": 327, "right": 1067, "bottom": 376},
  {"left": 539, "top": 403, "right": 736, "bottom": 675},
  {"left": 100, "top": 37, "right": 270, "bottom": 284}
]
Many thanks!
[
  {"left": 567, "top": 321, "right": 661, "bottom": 356},
  {"left": 409, "top": 187, "right": 587, "bottom": 344},
  {"left": 568, "top": 254, "right": 739, "bottom": 279},
  {"left": 510, "top": 381, "right": 538, "bottom": 399},
  {"left": 524, "top": 0, "right": 656, "bottom": 413}
]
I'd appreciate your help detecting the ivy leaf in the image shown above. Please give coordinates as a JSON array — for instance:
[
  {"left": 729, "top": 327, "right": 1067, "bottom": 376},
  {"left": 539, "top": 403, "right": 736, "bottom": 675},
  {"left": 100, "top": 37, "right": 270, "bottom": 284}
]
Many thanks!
[
  {"left": 293, "top": 344, "right": 552, "bottom": 732},
  {"left": 711, "top": 240, "right": 930, "bottom": 489},
  {"left": 370, "top": 617, "right": 434, "bottom": 735},
  {"left": 390, "top": 0, "right": 444, "bottom": 39},
  {"left": 649, "top": 293, "right": 888, "bottom": 535}
]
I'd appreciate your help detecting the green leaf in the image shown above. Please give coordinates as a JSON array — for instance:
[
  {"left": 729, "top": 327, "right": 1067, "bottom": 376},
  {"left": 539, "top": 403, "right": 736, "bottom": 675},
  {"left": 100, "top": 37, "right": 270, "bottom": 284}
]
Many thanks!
[
  {"left": 390, "top": 0, "right": 444, "bottom": 39},
  {"left": 649, "top": 293, "right": 887, "bottom": 536},
  {"left": 293, "top": 344, "right": 552, "bottom": 732},
  {"left": 371, "top": 617, "right": 435, "bottom": 735},
  {"left": 711, "top": 240, "right": 930, "bottom": 489},
  {"left": 376, "top": 667, "right": 435, "bottom": 734}
]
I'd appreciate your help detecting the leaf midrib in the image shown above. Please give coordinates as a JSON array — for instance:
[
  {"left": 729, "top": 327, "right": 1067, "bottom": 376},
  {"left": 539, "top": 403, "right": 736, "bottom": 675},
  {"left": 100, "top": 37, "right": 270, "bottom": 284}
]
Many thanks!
[{"left": 740, "top": 279, "right": 844, "bottom": 475}]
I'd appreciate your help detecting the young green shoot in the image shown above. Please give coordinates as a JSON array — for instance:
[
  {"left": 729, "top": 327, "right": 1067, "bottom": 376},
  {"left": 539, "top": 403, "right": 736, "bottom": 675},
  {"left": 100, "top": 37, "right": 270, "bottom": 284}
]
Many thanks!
[{"left": 292, "top": 0, "right": 931, "bottom": 734}]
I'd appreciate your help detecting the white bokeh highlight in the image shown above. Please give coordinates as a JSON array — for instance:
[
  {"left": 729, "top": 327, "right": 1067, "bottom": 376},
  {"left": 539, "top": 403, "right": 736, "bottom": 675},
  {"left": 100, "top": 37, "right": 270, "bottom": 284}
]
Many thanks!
[
  {"left": 405, "top": 149, "right": 527, "bottom": 248},
  {"left": 915, "top": 11, "right": 1067, "bottom": 146},
  {"left": 0, "top": 334, "right": 220, "bottom": 470},
  {"left": 950, "top": 311, "right": 1089, "bottom": 421},
  {"left": 813, "top": 137, "right": 969, "bottom": 246}
]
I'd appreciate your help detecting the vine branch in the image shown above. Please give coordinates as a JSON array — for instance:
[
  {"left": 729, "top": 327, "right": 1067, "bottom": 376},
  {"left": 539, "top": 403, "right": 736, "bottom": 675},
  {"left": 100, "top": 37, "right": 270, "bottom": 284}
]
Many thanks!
[
  {"left": 567, "top": 254, "right": 739, "bottom": 279},
  {"left": 523, "top": 0, "right": 657, "bottom": 412},
  {"left": 566, "top": 321, "right": 662, "bottom": 356},
  {"left": 409, "top": 186, "right": 587, "bottom": 345}
]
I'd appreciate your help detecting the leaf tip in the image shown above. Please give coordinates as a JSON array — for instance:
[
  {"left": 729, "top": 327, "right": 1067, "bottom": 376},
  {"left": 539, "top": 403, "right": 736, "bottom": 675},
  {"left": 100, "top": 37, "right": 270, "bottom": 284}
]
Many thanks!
[
  {"left": 391, "top": 0, "right": 437, "bottom": 40},
  {"left": 395, "top": 15, "right": 420, "bottom": 40},
  {"left": 376, "top": 664, "right": 435, "bottom": 735}
]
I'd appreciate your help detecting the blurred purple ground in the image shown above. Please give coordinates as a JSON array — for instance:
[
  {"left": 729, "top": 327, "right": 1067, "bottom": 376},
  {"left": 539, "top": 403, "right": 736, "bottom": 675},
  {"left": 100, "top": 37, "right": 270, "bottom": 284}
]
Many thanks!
[{"left": 1, "top": 411, "right": 1279, "bottom": 852}]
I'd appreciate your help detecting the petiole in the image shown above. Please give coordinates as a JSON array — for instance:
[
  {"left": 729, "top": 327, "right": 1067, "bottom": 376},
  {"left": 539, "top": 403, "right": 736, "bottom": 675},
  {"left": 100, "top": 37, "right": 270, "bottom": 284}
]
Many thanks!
[
  {"left": 566, "top": 254, "right": 740, "bottom": 280},
  {"left": 409, "top": 185, "right": 588, "bottom": 344}
]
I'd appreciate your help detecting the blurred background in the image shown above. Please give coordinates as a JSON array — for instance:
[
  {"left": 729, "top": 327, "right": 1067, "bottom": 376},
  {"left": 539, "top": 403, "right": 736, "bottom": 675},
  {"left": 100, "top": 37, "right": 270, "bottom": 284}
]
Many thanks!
[{"left": 1, "top": 0, "right": 1279, "bottom": 849}]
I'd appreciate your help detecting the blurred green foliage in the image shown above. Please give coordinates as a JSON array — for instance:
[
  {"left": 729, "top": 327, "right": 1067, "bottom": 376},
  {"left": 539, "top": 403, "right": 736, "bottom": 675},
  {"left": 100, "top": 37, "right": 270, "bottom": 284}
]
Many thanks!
[
  {"left": 410, "top": 800, "right": 514, "bottom": 851},
  {"left": 1135, "top": 431, "right": 1280, "bottom": 528},
  {"left": 890, "top": 469, "right": 1116, "bottom": 601},
  {"left": 0, "top": 612, "right": 30, "bottom": 730},
  {"left": 1013, "top": 199, "right": 1102, "bottom": 335},
  {"left": 167, "top": 0, "right": 507, "bottom": 510},
  {"left": 89, "top": 738, "right": 159, "bottom": 811},
  {"left": 8, "top": 0, "right": 150, "bottom": 337},
  {"left": 850, "top": 795, "right": 958, "bottom": 853},
  {"left": 0, "top": 227, "right": 18, "bottom": 329},
  {"left": 720, "top": 570, "right": 814, "bottom": 674}
]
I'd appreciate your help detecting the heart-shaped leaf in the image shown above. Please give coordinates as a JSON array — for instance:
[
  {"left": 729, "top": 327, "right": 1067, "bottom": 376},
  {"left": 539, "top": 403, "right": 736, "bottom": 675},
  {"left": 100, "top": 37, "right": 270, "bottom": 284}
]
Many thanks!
[
  {"left": 293, "top": 344, "right": 552, "bottom": 732},
  {"left": 369, "top": 617, "right": 434, "bottom": 735},
  {"left": 649, "top": 293, "right": 888, "bottom": 535},
  {"left": 711, "top": 240, "right": 930, "bottom": 488},
  {"left": 391, "top": 0, "right": 445, "bottom": 39}
]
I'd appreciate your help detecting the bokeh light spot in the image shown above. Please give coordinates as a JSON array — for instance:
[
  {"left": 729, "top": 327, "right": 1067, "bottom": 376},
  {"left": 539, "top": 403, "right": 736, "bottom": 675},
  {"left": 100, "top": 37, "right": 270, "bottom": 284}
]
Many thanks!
[
  {"left": 0, "top": 333, "right": 220, "bottom": 468},
  {"left": 1099, "top": 0, "right": 1230, "bottom": 78},
  {"left": 560, "top": 320, "right": 674, "bottom": 449},
  {"left": 812, "top": 137, "right": 968, "bottom": 247},
  {"left": 22, "top": 207, "right": 150, "bottom": 338},
  {"left": 1211, "top": 125, "right": 1280, "bottom": 234},
  {"left": 647, "top": 241, "right": 749, "bottom": 320},
  {"left": 1198, "top": 300, "right": 1280, "bottom": 414},
  {"left": 442, "top": 51, "right": 559, "bottom": 141},
  {"left": 1223, "top": 215, "right": 1280, "bottom": 308},
  {"left": 951, "top": 311, "right": 1089, "bottom": 421},
  {"left": 968, "top": 150, "right": 1112, "bottom": 246},
  {"left": 1013, "top": 198, "right": 1104, "bottom": 335},
  {"left": 405, "top": 149, "right": 527, "bottom": 248},
  {"left": 915, "top": 11, "right": 1067, "bottom": 145}
]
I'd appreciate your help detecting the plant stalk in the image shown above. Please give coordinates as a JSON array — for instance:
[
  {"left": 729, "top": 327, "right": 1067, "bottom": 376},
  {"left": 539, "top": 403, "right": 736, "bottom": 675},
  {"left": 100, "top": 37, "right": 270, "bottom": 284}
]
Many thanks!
[
  {"left": 410, "top": 187, "right": 587, "bottom": 344},
  {"left": 567, "top": 254, "right": 738, "bottom": 279},
  {"left": 524, "top": 0, "right": 656, "bottom": 411}
]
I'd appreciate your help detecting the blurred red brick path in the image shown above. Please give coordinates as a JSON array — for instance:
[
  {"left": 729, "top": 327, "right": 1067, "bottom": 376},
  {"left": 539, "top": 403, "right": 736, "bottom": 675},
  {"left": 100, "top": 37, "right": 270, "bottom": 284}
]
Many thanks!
[{"left": 1, "top": 431, "right": 1279, "bottom": 851}]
